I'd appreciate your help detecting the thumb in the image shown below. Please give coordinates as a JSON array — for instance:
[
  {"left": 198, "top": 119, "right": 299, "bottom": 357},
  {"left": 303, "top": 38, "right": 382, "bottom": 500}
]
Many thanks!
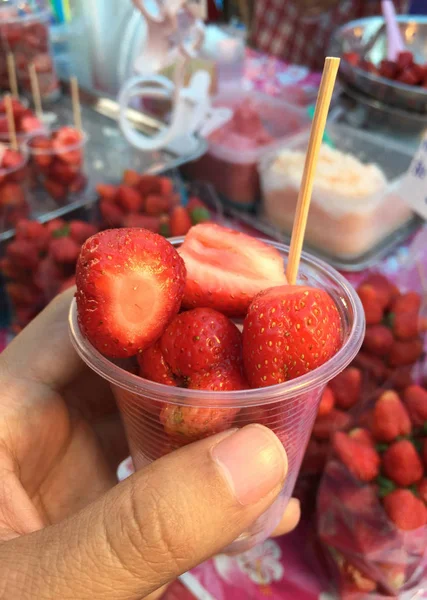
[{"left": 0, "top": 425, "right": 287, "bottom": 600}]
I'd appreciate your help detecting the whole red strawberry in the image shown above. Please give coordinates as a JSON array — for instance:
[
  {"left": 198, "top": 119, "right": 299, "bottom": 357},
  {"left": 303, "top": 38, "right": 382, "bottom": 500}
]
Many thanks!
[
  {"left": 417, "top": 478, "right": 427, "bottom": 504},
  {"left": 383, "top": 489, "right": 427, "bottom": 531},
  {"left": 69, "top": 220, "right": 97, "bottom": 245},
  {"left": 312, "top": 409, "right": 352, "bottom": 441},
  {"left": 76, "top": 228, "right": 186, "bottom": 358},
  {"left": 318, "top": 386, "right": 335, "bottom": 417},
  {"left": 179, "top": 224, "right": 287, "bottom": 317},
  {"left": 329, "top": 367, "right": 362, "bottom": 409},
  {"left": 333, "top": 431, "right": 380, "bottom": 482},
  {"left": 371, "top": 390, "right": 412, "bottom": 442},
  {"left": 49, "top": 237, "right": 81, "bottom": 264},
  {"left": 382, "top": 440, "right": 423, "bottom": 486},
  {"left": 242, "top": 285, "right": 342, "bottom": 387},
  {"left": 403, "top": 385, "right": 427, "bottom": 428},
  {"left": 363, "top": 325, "right": 394, "bottom": 357}
]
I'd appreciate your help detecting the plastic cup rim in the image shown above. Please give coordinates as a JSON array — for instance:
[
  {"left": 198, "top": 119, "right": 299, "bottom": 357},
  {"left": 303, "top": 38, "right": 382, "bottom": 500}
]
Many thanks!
[
  {"left": 25, "top": 128, "right": 89, "bottom": 156},
  {"left": 68, "top": 237, "right": 366, "bottom": 408}
]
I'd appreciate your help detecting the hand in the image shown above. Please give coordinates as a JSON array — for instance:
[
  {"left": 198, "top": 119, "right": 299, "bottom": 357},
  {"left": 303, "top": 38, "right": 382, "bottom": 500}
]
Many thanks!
[{"left": 0, "top": 289, "right": 300, "bottom": 600}]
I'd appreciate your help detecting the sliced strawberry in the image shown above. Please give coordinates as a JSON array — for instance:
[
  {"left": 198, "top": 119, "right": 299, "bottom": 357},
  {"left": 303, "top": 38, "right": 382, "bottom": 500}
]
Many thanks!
[
  {"left": 76, "top": 228, "right": 186, "bottom": 358},
  {"left": 242, "top": 285, "right": 342, "bottom": 387},
  {"left": 178, "top": 224, "right": 287, "bottom": 317}
]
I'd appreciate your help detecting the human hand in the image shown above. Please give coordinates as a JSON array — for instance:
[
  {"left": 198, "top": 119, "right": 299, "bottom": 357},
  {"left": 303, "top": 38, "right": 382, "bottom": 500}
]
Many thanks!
[{"left": 0, "top": 289, "right": 300, "bottom": 599}]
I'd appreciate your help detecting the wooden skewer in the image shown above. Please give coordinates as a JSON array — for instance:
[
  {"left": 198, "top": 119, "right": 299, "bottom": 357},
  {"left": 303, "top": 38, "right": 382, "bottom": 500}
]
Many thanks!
[
  {"left": 70, "top": 76, "right": 83, "bottom": 132},
  {"left": 286, "top": 57, "right": 340, "bottom": 285},
  {"left": 7, "top": 53, "right": 18, "bottom": 99},
  {"left": 4, "top": 93, "right": 18, "bottom": 151},
  {"left": 29, "top": 63, "right": 43, "bottom": 121}
]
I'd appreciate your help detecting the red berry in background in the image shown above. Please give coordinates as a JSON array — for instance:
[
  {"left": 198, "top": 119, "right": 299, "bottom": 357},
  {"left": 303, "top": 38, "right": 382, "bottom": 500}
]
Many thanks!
[
  {"left": 116, "top": 185, "right": 143, "bottom": 213},
  {"left": 29, "top": 135, "right": 53, "bottom": 167},
  {"left": 312, "top": 409, "right": 352, "bottom": 441},
  {"left": 362, "top": 273, "right": 399, "bottom": 309},
  {"left": 100, "top": 200, "right": 124, "bottom": 227},
  {"left": 52, "top": 126, "right": 83, "bottom": 164},
  {"left": 122, "top": 214, "right": 160, "bottom": 232},
  {"left": 96, "top": 183, "right": 117, "bottom": 202},
  {"left": 49, "top": 237, "right": 81, "bottom": 264},
  {"left": 396, "top": 51, "right": 414, "bottom": 71},
  {"left": 138, "top": 174, "right": 163, "bottom": 196},
  {"left": 170, "top": 205, "right": 192, "bottom": 237},
  {"left": 383, "top": 489, "right": 427, "bottom": 530},
  {"left": 69, "top": 220, "right": 97, "bottom": 245},
  {"left": 417, "top": 478, "right": 427, "bottom": 504},
  {"left": 388, "top": 338, "right": 423, "bottom": 367},
  {"left": 371, "top": 390, "right": 411, "bottom": 442},
  {"left": 333, "top": 431, "right": 380, "bottom": 482},
  {"left": 343, "top": 51, "right": 360, "bottom": 67},
  {"left": 397, "top": 66, "right": 421, "bottom": 86},
  {"left": 122, "top": 169, "right": 141, "bottom": 187},
  {"left": 363, "top": 325, "right": 394, "bottom": 357},
  {"left": 359, "top": 60, "right": 378, "bottom": 74},
  {"left": 50, "top": 159, "right": 80, "bottom": 184},
  {"left": 15, "top": 219, "right": 50, "bottom": 251},
  {"left": 379, "top": 59, "right": 399, "bottom": 80},
  {"left": 6, "top": 239, "right": 39, "bottom": 270},
  {"left": 69, "top": 174, "right": 87, "bottom": 194},
  {"left": 76, "top": 228, "right": 186, "bottom": 358},
  {"left": 382, "top": 440, "right": 423, "bottom": 487},
  {"left": 45, "top": 218, "right": 66, "bottom": 236},
  {"left": 348, "top": 428, "right": 375, "bottom": 448},
  {"left": 390, "top": 292, "right": 422, "bottom": 340},
  {"left": 403, "top": 385, "right": 427, "bottom": 428},
  {"left": 44, "top": 178, "right": 67, "bottom": 201},
  {"left": 318, "top": 386, "right": 335, "bottom": 417},
  {"left": 329, "top": 367, "right": 362, "bottom": 410},
  {"left": 144, "top": 194, "right": 171, "bottom": 215},
  {"left": 357, "top": 284, "right": 384, "bottom": 325}
]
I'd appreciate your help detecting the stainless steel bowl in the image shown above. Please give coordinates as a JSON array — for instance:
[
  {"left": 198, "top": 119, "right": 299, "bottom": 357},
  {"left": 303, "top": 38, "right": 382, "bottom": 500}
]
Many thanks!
[{"left": 330, "top": 15, "right": 427, "bottom": 113}]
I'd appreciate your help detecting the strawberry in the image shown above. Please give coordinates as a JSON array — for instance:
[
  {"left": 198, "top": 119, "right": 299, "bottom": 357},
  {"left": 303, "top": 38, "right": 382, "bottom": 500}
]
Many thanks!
[
  {"left": 29, "top": 135, "right": 53, "bottom": 168},
  {"left": 179, "top": 224, "right": 287, "bottom": 317},
  {"left": 45, "top": 218, "right": 66, "bottom": 236},
  {"left": 349, "top": 428, "right": 375, "bottom": 448},
  {"left": 343, "top": 51, "right": 360, "bottom": 67},
  {"left": 52, "top": 126, "right": 84, "bottom": 164},
  {"left": 333, "top": 431, "right": 380, "bottom": 482},
  {"left": 159, "top": 177, "right": 173, "bottom": 196},
  {"left": 318, "top": 386, "right": 335, "bottom": 417},
  {"left": 33, "top": 256, "right": 62, "bottom": 300},
  {"left": 391, "top": 292, "right": 422, "bottom": 340},
  {"left": 159, "top": 308, "right": 242, "bottom": 379},
  {"left": 20, "top": 115, "right": 43, "bottom": 134},
  {"left": 363, "top": 324, "right": 394, "bottom": 356},
  {"left": 6, "top": 240, "right": 39, "bottom": 269},
  {"left": 379, "top": 59, "right": 399, "bottom": 80},
  {"left": 353, "top": 351, "right": 389, "bottom": 382},
  {"left": 371, "top": 390, "right": 411, "bottom": 442},
  {"left": 15, "top": 219, "right": 50, "bottom": 251},
  {"left": 69, "top": 220, "right": 97, "bottom": 245},
  {"left": 396, "top": 51, "right": 414, "bottom": 70},
  {"left": 362, "top": 273, "right": 398, "bottom": 309},
  {"left": 383, "top": 489, "right": 426, "bottom": 530},
  {"left": 312, "top": 409, "right": 352, "bottom": 441},
  {"left": 116, "top": 185, "right": 143, "bottom": 213},
  {"left": 383, "top": 440, "right": 423, "bottom": 486},
  {"left": 329, "top": 367, "right": 362, "bottom": 410},
  {"left": 301, "top": 438, "right": 329, "bottom": 474},
  {"left": 388, "top": 338, "right": 423, "bottom": 367},
  {"left": 122, "top": 214, "right": 160, "bottom": 232},
  {"left": 160, "top": 364, "right": 245, "bottom": 444},
  {"left": 138, "top": 340, "right": 177, "bottom": 387},
  {"left": 96, "top": 183, "right": 117, "bottom": 202},
  {"left": 417, "top": 478, "right": 427, "bottom": 504},
  {"left": 2, "top": 149, "right": 24, "bottom": 170},
  {"left": 243, "top": 285, "right": 341, "bottom": 387},
  {"left": 403, "top": 385, "right": 427, "bottom": 428},
  {"left": 359, "top": 59, "right": 378, "bottom": 74},
  {"left": 44, "top": 178, "right": 67, "bottom": 201},
  {"left": 357, "top": 284, "right": 384, "bottom": 325},
  {"left": 76, "top": 228, "right": 186, "bottom": 358},
  {"left": 389, "top": 365, "right": 414, "bottom": 391},
  {"left": 100, "top": 200, "right": 124, "bottom": 227},
  {"left": 50, "top": 159, "right": 80, "bottom": 184},
  {"left": 159, "top": 215, "right": 170, "bottom": 237},
  {"left": 138, "top": 174, "right": 162, "bottom": 196},
  {"left": 424, "top": 440, "right": 427, "bottom": 469},
  {"left": 6, "top": 282, "right": 40, "bottom": 307},
  {"left": 397, "top": 67, "right": 420, "bottom": 86},
  {"left": 0, "top": 182, "right": 26, "bottom": 208},
  {"left": 145, "top": 194, "right": 171, "bottom": 215},
  {"left": 122, "top": 169, "right": 141, "bottom": 187},
  {"left": 49, "top": 237, "right": 81, "bottom": 264},
  {"left": 170, "top": 205, "right": 192, "bottom": 237}
]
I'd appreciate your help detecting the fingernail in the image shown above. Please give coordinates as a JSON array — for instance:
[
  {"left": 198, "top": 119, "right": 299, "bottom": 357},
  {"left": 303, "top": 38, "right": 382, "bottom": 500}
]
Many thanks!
[{"left": 211, "top": 424, "right": 288, "bottom": 506}]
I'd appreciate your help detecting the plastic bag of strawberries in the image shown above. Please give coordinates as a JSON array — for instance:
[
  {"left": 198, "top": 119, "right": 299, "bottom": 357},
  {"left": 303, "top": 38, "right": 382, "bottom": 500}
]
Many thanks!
[{"left": 316, "top": 227, "right": 427, "bottom": 599}]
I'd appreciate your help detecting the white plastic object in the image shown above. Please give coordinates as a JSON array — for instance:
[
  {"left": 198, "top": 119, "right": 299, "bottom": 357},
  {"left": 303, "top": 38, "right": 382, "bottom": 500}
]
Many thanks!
[
  {"left": 118, "top": 70, "right": 232, "bottom": 154},
  {"left": 382, "top": 0, "right": 405, "bottom": 61}
]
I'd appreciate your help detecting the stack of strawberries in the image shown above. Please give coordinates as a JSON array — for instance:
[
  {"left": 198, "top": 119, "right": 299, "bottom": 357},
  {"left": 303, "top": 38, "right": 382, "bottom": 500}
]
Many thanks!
[
  {"left": 302, "top": 272, "right": 425, "bottom": 479},
  {"left": 0, "top": 217, "right": 97, "bottom": 331},
  {"left": 97, "top": 171, "right": 212, "bottom": 237}
]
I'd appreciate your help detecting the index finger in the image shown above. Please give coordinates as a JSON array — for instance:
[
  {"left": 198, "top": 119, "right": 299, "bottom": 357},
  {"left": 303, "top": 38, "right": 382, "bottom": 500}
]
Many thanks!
[{"left": 1, "top": 288, "right": 84, "bottom": 391}]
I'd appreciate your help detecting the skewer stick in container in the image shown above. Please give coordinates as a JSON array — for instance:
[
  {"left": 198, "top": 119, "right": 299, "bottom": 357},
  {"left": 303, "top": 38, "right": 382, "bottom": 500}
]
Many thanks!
[
  {"left": 29, "top": 63, "right": 43, "bottom": 121},
  {"left": 70, "top": 76, "right": 83, "bottom": 132},
  {"left": 7, "top": 53, "right": 19, "bottom": 99},
  {"left": 4, "top": 93, "right": 18, "bottom": 150},
  {"left": 286, "top": 57, "right": 340, "bottom": 285}
]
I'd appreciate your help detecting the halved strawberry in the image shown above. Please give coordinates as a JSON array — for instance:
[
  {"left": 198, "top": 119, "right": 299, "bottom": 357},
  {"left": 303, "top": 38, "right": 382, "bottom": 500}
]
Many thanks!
[
  {"left": 178, "top": 224, "right": 287, "bottom": 317},
  {"left": 76, "top": 228, "right": 186, "bottom": 358}
]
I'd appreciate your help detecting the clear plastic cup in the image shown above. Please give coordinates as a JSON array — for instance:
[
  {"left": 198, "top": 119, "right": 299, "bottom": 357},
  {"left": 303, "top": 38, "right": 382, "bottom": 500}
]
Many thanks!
[
  {"left": 0, "top": 145, "right": 29, "bottom": 232},
  {"left": 26, "top": 128, "right": 88, "bottom": 204},
  {"left": 68, "top": 239, "right": 365, "bottom": 554}
]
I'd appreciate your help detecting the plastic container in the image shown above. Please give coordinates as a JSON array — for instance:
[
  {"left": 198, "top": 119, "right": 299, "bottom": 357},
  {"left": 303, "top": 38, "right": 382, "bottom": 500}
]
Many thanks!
[
  {"left": 69, "top": 239, "right": 365, "bottom": 554},
  {"left": 27, "top": 128, "right": 88, "bottom": 205},
  {"left": 182, "top": 89, "right": 310, "bottom": 208},
  {"left": 0, "top": 5, "right": 60, "bottom": 101},
  {"left": 0, "top": 145, "right": 29, "bottom": 232},
  {"left": 259, "top": 124, "right": 415, "bottom": 261},
  {"left": 0, "top": 96, "right": 46, "bottom": 145}
]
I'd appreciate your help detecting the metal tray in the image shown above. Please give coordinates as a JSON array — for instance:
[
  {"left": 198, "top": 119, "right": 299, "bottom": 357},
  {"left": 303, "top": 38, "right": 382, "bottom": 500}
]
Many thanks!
[
  {"left": 0, "top": 85, "right": 207, "bottom": 242},
  {"left": 221, "top": 205, "right": 422, "bottom": 273}
]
